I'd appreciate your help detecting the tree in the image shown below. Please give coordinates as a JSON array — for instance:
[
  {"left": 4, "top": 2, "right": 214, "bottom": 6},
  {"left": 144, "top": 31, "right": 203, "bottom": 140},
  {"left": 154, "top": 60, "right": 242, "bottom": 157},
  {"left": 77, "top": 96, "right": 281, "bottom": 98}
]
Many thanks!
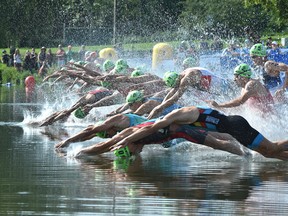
[
  {"left": 245, "top": 0, "right": 288, "bottom": 26},
  {"left": 179, "top": 0, "right": 270, "bottom": 40}
]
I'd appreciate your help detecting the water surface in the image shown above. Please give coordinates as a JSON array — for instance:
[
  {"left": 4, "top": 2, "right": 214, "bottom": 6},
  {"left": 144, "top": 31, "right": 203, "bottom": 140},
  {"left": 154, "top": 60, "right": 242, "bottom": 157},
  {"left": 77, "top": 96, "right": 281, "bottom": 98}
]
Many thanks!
[{"left": 1, "top": 84, "right": 288, "bottom": 216}]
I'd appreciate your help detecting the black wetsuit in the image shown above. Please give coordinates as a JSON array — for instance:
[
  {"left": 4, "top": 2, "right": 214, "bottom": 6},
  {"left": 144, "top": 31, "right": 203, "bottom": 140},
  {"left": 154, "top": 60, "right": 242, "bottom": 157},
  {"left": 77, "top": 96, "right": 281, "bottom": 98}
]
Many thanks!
[
  {"left": 134, "top": 120, "right": 208, "bottom": 146},
  {"left": 191, "top": 107, "right": 264, "bottom": 149}
]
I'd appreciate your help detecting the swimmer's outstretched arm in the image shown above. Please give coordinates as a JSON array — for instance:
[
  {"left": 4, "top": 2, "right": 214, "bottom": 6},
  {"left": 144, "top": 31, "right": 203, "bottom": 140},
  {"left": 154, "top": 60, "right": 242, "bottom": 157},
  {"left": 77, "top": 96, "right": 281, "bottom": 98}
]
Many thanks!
[
  {"left": 75, "top": 127, "right": 137, "bottom": 157},
  {"left": 72, "top": 63, "right": 102, "bottom": 76},
  {"left": 43, "top": 69, "right": 66, "bottom": 82},
  {"left": 106, "top": 103, "right": 130, "bottom": 117},
  {"left": 82, "top": 92, "right": 122, "bottom": 113},
  {"left": 55, "top": 125, "right": 99, "bottom": 148},
  {"left": 110, "top": 118, "right": 173, "bottom": 151},
  {"left": 147, "top": 87, "right": 180, "bottom": 119}
]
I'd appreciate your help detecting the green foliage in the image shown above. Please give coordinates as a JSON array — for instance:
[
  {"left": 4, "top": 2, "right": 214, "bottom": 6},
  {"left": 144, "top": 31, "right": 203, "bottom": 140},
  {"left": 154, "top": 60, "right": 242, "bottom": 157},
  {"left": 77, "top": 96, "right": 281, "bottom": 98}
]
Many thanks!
[
  {"left": 245, "top": 0, "right": 288, "bottom": 26},
  {"left": 179, "top": 0, "right": 270, "bottom": 40},
  {"left": 0, "top": 64, "right": 42, "bottom": 85},
  {"left": 0, "top": 0, "right": 287, "bottom": 48}
]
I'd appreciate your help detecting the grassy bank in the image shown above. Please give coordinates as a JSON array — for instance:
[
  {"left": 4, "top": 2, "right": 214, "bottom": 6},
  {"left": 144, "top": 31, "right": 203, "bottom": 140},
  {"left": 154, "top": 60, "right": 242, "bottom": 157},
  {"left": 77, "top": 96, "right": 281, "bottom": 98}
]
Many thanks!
[
  {"left": 0, "top": 64, "right": 44, "bottom": 85},
  {"left": 2, "top": 32, "right": 288, "bottom": 54}
]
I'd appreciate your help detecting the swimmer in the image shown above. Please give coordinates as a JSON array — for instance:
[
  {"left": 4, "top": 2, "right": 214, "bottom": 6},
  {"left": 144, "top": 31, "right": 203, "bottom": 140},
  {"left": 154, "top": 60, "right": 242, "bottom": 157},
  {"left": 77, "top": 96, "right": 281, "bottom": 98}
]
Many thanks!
[
  {"left": 207, "top": 63, "right": 274, "bottom": 113},
  {"left": 64, "top": 66, "right": 167, "bottom": 96},
  {"left": 107, "top": 90, "right": 181, "bottom": 117},
  {"left": 55, "top": 113, "right": 147, "bottom": 148},
  {"left": 148, "top": 67, "right": 233, "bottom": 119},
  {"left": 112, "top": 106, "right": 288, "bottom": 161},
  {"left": 250, "top": 43, "right": 287, "bottom": 99},
  {"left": 108, "top": 59, "right": 134, "bottom": 75},
  {"left": 75, "top": 118, "right": 249, "bottom": 158},
  {"left": 40, "top": 87, "right": 122, "bottom": 126},
  {"left": 55, "top": 90, "right": 183, "bottom": 148},
  {"left": 264, "top": 60, "right": 288, "bottom": 100}
]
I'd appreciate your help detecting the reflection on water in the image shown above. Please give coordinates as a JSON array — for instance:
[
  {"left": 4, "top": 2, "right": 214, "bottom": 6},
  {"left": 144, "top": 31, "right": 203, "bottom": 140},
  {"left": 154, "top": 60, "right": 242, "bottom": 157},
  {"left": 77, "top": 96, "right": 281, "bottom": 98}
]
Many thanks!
[{"left": 1, "top": 85, "right": 288, "bottom": 215}]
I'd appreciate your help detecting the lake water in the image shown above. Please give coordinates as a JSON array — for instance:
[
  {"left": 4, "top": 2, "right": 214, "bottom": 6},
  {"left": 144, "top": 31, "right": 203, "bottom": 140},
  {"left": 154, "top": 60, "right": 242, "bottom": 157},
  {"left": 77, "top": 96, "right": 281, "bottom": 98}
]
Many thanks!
[{"left": 1, "top": 79, "right": 288, "bottom": 215}]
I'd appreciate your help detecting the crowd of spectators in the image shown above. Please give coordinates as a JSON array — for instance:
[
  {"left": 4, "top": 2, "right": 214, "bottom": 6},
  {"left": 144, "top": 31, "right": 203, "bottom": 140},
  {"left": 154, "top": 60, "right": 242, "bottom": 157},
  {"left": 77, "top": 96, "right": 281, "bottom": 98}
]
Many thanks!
[{"left": 1, "top": 44, "right": 89, "bottom": 74}]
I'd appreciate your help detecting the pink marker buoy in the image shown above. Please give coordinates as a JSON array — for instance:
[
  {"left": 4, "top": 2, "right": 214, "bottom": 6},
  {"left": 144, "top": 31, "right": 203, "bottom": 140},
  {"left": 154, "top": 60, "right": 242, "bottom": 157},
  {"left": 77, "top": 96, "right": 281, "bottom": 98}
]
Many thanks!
[
  {"left": 25, "top": 76, "right": 36, "bottom": 102},
  {"left": 25, "top": 76, "right": 35, "bottom": 90}
]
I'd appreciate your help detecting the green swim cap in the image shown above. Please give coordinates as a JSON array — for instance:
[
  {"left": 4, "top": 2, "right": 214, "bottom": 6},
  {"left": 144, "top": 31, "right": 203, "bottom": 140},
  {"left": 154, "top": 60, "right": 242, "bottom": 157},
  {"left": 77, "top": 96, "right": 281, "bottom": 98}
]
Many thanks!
[
  {"left": 96, "top": 131, "right": 107, "bottom": 138},
  {"left": 74, "top": 107, "right": 87, "bottom": 119},
  {"left": 95, "top": 63, "right": 102, "bottom": 69},
  {"left": 114, "top": 146, "right": 131, "bottom": 158},
  {"left": 163, "top": 71, "right": 179, "bottom": 87},
  {"left": 115, "top": 59, "right": 128, "bottom": 68},
  {"left": 234, "top": 63, "right": 252, "bottom": 78},
  {"left": 126, "top": 90, "right": 144, "bottom": 103},
  {"left": 75, "top": 61, "right": 86, "bottom": 65},
  {"left": 250, "top": 43, "right": 267, "bottom": 57},
  {"left": 95, "top": 121, "right": 108, "bottom": 138},
  {"left": 103, "top": 60, "right": 115, "bottom": 71},
  {"left": 182, "top": 57, "right": 197, "bottom": 68},
  {"left": 113, "top": 157, "right": 132, "bottom": 170},
  {"left": 131, "top": 69, "right": 144, "bottom": 77},
  {"left": 100, "top": 81, "right": 112, "bottom": 88},
  {"left": 115, "top": 64, "right": 128, "bottom": 74}
]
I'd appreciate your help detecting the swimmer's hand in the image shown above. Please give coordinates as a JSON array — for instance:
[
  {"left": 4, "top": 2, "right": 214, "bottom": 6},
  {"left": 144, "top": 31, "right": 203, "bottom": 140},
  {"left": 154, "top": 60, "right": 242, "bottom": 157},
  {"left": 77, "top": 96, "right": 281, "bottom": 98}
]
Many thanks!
[
  {"left": 106, "top": 111, "right": 117, "bottom": 117},
  {"left": 75, "top": 150, "right": 84, "bottom": 158},
  {"left": 111, "top": 142, "right": 144, "bottom": 156},
  {"left": 147, "top": 106, "right": 161, "bottom": 119},
  {"left": 275, "top": 89, "right": 285, "bottom": 98},
  {"left": 205, "top": 100, "right": 220, "bottom": 108},
  {"left": 110, "top": 138, "right": 130, "bottom": 151},
  {"left": 55, "top": 140, "right": 69, "bottom": 149},
  {"left": 82, "top": 104, "right": 93, "bottom": 113}
]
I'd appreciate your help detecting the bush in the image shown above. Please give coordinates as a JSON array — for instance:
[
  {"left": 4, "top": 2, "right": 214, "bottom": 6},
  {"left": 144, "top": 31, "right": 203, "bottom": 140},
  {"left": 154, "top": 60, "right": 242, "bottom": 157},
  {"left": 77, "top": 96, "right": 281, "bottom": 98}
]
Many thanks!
[{"left": 0, "top": 64, "right": 42, "bottom": 85}]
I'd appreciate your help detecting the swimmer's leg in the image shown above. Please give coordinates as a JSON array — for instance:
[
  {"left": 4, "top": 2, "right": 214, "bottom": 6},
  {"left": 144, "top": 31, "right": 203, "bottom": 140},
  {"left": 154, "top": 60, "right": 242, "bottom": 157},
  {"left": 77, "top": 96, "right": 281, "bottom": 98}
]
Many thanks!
[
  {"left": 253, "top": 138, "right": 288, "bottom": 160},
  {"left": 205, "top": 132, "right": 249, "bottom": 156}
]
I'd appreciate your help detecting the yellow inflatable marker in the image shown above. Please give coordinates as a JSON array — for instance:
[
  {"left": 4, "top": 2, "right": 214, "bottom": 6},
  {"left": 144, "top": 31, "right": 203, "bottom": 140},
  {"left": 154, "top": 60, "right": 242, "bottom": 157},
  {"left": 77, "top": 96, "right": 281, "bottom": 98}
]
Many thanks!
[
  {"left": 99, "top": 48, "right": 118, "bottom": 61},
  {"left": 152, "top": 43, "right": 173, "bottom": 71}
]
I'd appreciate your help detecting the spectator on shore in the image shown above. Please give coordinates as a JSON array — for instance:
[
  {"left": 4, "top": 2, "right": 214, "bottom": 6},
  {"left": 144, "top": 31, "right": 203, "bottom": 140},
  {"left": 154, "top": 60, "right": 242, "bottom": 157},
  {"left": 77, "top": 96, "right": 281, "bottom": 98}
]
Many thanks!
[
  {"left": 56, "top": 44, "right": 66, "bottom": 68},
  {"left": 113, "top": 43, "right": 124, "bottom": 57},
  {"left": 13, "top": 48, "right": 22, "bottom": 71},
  {"left": 38, "top": 47, "right": 47, "bottom": 68},
  {"left": 2, "top": 50, "right": 10, "bottom": 66},
  {"left": 23, "top": 50, "right": 33, "bottom": 73},
  {"left": 240, "top": 39, "right": 252, "bottom": 56},
  {"left": 78, "top": 45, "right": 86, "bottom": 61},
  {"left": 9, "top": 46, "right": 15, "bottom": 67},
  {"left": 66, "top": 45, "right": 74, "bottom": 62},
  {"left": 266, "top": 37, "right": 273, "bottom": 49},
  {"left": 186, "top": 42, "right": 200, "bottom": 62},
  {"left": 268, "top": 41, "right": 282, "bottom": 58},
  {"left": 46, "top": 48, "right": 54, "bottom": 67},
  {"left": 221, "top": 43, "right": 240, "bottom": 58},
  {"left": 210, "top": 37, "right": 224, "bottom": 52},
  {"left": 244, "top": 26, "right": 261, "bottom": 44},
  {"left": 30, "top": 48, "right": 38, "bottom": 70},
  {"left": 175, "top": 41, "right": 189, "bottom": 69}
]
